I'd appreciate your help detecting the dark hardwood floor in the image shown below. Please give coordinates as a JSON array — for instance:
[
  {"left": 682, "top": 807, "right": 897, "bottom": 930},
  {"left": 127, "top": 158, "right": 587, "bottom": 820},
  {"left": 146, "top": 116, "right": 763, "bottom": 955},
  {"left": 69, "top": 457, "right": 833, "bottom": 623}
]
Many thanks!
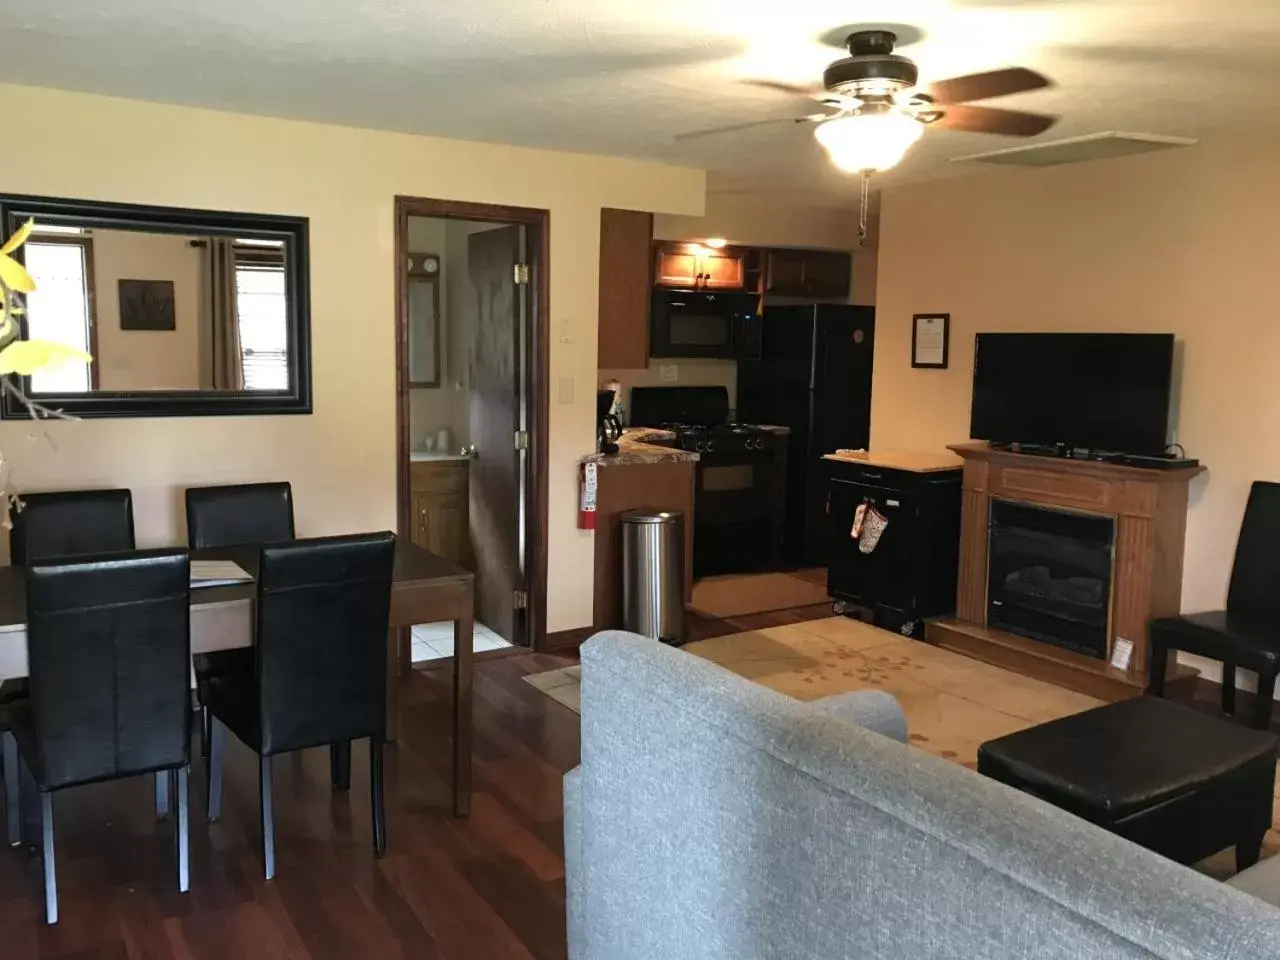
[
  {"left": 0, "top": 650, "right": 581, "bottom": 960},
  {"left": 0, "top": 584, "right": 839, "bottom": 959}
]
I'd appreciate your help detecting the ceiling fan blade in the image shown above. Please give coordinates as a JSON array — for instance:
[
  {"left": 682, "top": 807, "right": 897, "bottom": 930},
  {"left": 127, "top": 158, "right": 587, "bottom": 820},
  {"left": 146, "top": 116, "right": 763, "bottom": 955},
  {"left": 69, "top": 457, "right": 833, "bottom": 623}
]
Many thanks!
[
  {"left": 673, "top": 114, "right": 828, "bottom": 142},
  {"left": 739, "top": 79, "right": 826, "bottom": 97},
  {"left": 932, "top": 105, "right": 1057, "bottom": 137},
  {"left": 924, "top": 67, "right": 1051, "bottom": 104}
]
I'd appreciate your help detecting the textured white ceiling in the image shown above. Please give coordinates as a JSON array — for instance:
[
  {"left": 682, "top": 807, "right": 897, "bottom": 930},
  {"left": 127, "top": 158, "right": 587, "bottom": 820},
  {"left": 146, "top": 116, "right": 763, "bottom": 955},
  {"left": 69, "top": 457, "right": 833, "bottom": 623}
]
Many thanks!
[{"left": 2, "top": 0, "right": 1277, "bottom": 207}]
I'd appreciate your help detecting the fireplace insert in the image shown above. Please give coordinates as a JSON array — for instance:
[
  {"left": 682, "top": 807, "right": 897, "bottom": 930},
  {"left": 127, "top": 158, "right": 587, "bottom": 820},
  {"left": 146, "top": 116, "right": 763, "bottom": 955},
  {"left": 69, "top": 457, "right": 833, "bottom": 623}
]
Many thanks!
[{"left": 987, "top": 500, "right": 1115, "bottom": 658}]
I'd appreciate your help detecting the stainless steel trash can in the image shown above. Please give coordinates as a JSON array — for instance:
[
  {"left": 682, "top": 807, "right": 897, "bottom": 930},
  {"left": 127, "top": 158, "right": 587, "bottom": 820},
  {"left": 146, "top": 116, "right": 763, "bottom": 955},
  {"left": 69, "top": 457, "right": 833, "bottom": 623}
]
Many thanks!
[{"left": 621, "top": 510, "right": 684, "bottom": 643}]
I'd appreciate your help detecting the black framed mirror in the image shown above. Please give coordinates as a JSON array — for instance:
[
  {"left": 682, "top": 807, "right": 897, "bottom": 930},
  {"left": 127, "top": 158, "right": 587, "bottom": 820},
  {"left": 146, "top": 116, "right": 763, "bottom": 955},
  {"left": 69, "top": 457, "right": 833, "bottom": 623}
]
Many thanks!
[{"left": 0, "top": 193, "right": 311, "bottom": 418}]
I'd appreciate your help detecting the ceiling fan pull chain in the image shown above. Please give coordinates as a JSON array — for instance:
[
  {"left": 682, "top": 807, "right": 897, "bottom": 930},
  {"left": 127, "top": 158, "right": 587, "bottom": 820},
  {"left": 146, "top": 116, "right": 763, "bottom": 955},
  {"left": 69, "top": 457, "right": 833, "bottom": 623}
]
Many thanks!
[{"left": 858, "top": 171, "right": 871, "bottom": 245}]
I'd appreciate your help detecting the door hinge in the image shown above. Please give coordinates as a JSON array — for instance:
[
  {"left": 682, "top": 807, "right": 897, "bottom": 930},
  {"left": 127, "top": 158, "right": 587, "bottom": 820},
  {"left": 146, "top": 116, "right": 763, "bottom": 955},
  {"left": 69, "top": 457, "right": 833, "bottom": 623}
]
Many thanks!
[
  {"left": 513, "top": 263, "right": 531, "bottom": 285},
  {"left": 514, "top": 589, "right": 529, "bottom": 610},
  {"left": 514, "top": 429, "right": 529, "bottom": 451}
]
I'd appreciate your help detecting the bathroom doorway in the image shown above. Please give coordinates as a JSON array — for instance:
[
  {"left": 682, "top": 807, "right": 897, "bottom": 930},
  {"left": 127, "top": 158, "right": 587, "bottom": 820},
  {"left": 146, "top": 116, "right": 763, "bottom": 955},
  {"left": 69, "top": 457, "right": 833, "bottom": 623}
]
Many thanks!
[{"left": 394, "top": 197, "right": 549, "bottom": 663}]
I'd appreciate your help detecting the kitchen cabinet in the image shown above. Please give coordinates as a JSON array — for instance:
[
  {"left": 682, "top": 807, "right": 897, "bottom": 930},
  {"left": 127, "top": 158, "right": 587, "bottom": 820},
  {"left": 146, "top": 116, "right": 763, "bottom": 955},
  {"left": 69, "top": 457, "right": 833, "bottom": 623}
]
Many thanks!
[
  {"left": 653, "top": 242, "right": 746, "bottom": 291},
  {"left": 766, "top": 249, "right": 852, "bottom": 298},
  {"left": 598, "top": 208, "right": 654, "bottom": 370},
  {"left": 410, "top": 459, "right": 470, "bottom": 565},
  {"left": 824, "top": 455, "right": 961, "bottom": 636}
]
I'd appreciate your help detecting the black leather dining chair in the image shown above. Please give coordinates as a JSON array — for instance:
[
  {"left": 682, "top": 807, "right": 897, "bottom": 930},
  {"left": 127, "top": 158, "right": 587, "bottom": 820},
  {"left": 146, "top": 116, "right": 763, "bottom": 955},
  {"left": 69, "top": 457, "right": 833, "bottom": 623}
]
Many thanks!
[
  {"left": 1149, "top": 481, "right": 1280, "bottom": 729},
  {"left": 9, "top": 488, "right": 136, "bottom": 565},
  {"left": 2, "top": 488, "right": 139, "bottom": 817},
  {"left": 184, "top": 481, "right": 294, "bottom": 756},
  {"left": 204, "top": 532, "right": 395, "bottom": 880},
  {"left": 185, "top": 482, "right": 294, "bottom": 550},
  {"left": 2, "top": 549, "right": 192, "bottom": 924}
]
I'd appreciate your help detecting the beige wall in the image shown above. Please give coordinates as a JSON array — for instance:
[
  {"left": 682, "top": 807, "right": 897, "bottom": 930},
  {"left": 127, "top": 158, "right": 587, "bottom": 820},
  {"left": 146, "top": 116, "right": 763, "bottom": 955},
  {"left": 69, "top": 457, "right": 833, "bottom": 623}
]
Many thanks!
[
  {"left": 0, "top": 82, "right": 704, "bottom": 632},
  {"left": 91, "top": 230, "right": 204, "bottom": 390},
  {"left": 871, "top": 133, "right": 1280, "bottom": 668}
]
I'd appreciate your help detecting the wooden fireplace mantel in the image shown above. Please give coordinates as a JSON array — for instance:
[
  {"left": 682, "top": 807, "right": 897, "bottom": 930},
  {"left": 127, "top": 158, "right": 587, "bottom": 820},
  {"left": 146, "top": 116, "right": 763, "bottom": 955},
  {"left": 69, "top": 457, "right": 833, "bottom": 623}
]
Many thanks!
[{"left": 926, "top": 442, "right": 1205, "bottom": 700}]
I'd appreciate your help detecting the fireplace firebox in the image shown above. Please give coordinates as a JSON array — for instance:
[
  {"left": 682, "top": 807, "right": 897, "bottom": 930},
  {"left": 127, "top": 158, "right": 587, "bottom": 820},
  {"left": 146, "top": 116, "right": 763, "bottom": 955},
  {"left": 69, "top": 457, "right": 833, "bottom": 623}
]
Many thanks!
[{"left": 987, "top": 500, "right": 1115, "bottom": 659}]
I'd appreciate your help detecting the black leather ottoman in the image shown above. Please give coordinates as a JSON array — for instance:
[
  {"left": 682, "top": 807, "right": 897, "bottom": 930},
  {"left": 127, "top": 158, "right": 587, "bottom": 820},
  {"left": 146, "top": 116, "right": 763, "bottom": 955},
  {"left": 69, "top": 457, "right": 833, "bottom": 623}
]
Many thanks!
[{"left": 978, "top": 695, "right": 1278, "bottom": 870}]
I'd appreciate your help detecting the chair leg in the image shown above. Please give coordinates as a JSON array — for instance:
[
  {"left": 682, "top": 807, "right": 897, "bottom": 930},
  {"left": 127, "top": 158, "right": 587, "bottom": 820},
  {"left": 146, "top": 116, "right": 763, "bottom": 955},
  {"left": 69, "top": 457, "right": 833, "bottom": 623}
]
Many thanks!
[
  {"left": 260, "top": 756, "right": 276, "bottom": 881},
  {"left": 1222, "top": 663, "right": 1237, "bottom": 715},
  {"left": 206, "top": 718, "right": 224, "bottom": 822},
  {"left": 1239, "top": 829, "right": 1267, "bottom": 871},
  {"left": 1252, "top": 668, "right": 1278, "bottom": 732},
  {"left": 201, "top": 706, "right": 211, "bottom": 761},
  {"left": 40, "top": 792, "right": 56, "bottom": 925},
  {"left": 155, "top": 771, "right": 169, "bottom": 820},
  {"left": 1146, "top": 634, "right": 1170, "bottom": 697},
  {"left": 331, "top": 740, "right": 351, "bottom": 791},
  {"left": 3, "top": 731, "right": 17, "bottom": 848},
  {"left": 370, "top": 737, "right": 386, "bottom": 856},
  {"left": 174, "top": 767, "right": 189, "bottom": 894}
]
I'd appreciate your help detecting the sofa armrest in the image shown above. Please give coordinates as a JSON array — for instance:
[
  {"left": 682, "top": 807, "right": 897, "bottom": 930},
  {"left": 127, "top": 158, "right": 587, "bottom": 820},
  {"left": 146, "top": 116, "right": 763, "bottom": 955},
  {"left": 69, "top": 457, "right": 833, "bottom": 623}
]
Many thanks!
[
  {"left": 563, "top": 766, "right": 585, "bottom": 958},
  {"left": 811, "top": 689, "right": 908, "bottom": 743}
]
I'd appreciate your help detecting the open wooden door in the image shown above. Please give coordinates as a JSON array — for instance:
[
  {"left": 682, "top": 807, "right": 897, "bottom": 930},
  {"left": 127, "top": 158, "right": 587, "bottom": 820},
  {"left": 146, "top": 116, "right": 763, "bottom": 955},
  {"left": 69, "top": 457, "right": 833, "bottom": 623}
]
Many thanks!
[{"left": 467, "top": 225, "right": 527, "bottom": 645}]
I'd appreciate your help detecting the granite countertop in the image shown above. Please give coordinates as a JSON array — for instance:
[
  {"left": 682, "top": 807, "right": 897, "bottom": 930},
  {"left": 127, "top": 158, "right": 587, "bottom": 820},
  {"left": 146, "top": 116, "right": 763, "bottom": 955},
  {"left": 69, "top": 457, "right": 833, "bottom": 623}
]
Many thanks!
[
  {"left": 823, "top": 449, "right": 963, "bottom": 473},
  {"left": 582, "top": 428, "right": 699, "bottom": 466}
]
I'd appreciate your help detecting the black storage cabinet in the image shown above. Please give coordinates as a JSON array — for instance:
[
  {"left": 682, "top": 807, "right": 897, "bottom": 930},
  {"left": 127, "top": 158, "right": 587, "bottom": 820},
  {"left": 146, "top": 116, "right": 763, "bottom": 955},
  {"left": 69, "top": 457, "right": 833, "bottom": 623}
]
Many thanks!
[{"left": 825, "top": 458, "right": 963, "bottom": 636}]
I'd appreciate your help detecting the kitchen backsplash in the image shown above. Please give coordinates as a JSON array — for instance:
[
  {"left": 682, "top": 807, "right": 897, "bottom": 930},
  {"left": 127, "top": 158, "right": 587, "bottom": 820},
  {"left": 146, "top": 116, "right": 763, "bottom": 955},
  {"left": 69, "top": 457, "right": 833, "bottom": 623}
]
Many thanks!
[{"left": 599, "top": 359, "right": 738, "bottom": 423}]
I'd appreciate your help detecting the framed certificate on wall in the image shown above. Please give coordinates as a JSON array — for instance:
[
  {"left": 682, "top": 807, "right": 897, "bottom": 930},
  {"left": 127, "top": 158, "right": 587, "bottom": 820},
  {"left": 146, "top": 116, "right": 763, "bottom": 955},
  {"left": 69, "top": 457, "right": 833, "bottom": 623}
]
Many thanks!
[{"left": 912, "top": 313, "right": 950, "bottom": 369}]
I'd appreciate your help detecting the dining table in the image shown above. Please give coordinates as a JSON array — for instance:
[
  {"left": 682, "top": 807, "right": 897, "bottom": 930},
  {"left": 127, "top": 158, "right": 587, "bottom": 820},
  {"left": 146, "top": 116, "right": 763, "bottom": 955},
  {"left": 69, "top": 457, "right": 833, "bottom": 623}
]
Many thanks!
[{"left": 0, "top": 540, "right": 476, "bottom": 817}]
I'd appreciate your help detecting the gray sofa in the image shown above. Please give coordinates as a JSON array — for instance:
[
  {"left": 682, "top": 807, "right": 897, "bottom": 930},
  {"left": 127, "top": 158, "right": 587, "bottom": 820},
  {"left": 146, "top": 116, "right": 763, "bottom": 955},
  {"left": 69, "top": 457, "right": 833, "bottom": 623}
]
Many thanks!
[{"left": 565, "top": 631, "right": 1280, "bottom": 959}]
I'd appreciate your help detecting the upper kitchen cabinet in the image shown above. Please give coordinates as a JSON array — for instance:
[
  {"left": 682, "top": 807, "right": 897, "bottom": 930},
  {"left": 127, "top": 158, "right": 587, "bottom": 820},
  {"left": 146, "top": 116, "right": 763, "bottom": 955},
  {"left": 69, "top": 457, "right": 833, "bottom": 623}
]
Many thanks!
[
  {"left": 598, "top": 208, "right": 654, "bottom": 370},
  {"left": 653, "top": 241, "right": 746, "bottom": 291},
  {"left": 765, "top": 248, "right": 852, "bottom": 299}
]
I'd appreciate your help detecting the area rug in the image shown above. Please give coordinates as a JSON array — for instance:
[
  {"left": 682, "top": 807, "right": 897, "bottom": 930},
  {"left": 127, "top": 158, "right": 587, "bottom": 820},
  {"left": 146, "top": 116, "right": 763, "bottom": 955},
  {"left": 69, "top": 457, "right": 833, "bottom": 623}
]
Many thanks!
[
  {"left": 521, "top": 616, "right": 1280, "bottom": 873},
  {"left": 689, "top": 570, "right": 829, "bottom": 618}
]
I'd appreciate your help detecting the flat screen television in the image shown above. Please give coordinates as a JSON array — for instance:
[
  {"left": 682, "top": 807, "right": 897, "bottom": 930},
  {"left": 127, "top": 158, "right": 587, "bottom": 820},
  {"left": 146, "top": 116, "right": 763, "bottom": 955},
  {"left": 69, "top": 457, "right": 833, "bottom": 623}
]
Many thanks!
[{"left": 969, "top": 333, "right": 1175, "bottom": 455}]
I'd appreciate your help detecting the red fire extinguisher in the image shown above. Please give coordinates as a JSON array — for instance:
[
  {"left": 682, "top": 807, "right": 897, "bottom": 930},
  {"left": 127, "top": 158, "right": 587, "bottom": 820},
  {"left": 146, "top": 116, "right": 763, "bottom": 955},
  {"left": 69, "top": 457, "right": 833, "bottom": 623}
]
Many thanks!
[{"left": 579, "top": 462, "right": 598, "bottom": 530}]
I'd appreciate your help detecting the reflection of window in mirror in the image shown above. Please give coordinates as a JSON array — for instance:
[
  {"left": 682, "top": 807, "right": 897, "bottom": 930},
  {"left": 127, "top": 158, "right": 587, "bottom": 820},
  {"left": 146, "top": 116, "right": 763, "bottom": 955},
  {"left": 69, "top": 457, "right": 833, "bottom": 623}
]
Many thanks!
[
  {"left": 24, "top": 227, "right": 98, "bottom": 393},
  {"left": 234, "top": 239, "right": 289, "bottom": 391}
]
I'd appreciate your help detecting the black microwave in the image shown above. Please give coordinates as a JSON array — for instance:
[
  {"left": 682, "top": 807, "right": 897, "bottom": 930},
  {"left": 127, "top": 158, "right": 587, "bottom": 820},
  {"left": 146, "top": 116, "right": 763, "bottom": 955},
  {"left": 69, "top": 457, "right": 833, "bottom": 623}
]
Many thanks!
[{"left": 650, "top": 290, "right": 762, "bottom": 360}]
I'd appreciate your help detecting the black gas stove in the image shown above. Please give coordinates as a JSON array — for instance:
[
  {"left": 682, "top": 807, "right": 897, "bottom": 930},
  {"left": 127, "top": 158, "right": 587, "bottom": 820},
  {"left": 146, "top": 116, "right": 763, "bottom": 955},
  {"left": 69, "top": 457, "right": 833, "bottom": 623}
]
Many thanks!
[
  {"left": 661, "top": 422, "right": 779, "bottom": 454},
  {"left": 630, "top": 386, "right": 787, "bottom": 578}
]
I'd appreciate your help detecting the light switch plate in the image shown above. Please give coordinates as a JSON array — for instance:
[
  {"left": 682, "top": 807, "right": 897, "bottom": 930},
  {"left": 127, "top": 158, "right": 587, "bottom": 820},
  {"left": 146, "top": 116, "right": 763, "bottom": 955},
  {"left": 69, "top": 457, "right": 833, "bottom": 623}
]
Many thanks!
[
  {"left": 558, "top": 377, "right": 575, "bottom": 404},
  {"left": 659, "top": 365, "right": 678, "bottom": 382}
]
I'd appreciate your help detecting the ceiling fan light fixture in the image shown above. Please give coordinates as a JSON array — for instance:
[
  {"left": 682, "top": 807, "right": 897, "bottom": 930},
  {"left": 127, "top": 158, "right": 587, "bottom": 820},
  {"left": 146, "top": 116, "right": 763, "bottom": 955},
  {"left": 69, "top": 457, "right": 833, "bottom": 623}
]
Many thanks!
[{"left": 814, "top": 109, "right": 923, "bottom": 173}]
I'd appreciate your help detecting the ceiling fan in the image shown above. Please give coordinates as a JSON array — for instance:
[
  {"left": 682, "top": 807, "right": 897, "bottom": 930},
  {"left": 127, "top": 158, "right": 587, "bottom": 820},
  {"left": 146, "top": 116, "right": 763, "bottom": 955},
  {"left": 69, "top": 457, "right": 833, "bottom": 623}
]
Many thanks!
[{"left": 678, "top": 29, "right": 1057, "bottom": 173}]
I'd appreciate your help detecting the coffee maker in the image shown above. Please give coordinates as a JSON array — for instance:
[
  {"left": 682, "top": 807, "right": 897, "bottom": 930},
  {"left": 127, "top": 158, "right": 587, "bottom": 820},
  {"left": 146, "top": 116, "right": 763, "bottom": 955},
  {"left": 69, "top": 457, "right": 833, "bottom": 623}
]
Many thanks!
[{"left": 597, "top": 390, "right": 623, "bottom": 454}]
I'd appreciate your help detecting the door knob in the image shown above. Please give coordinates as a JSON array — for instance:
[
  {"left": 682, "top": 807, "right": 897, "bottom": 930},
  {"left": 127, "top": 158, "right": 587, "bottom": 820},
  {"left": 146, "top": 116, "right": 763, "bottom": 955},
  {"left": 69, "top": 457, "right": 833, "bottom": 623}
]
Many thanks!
[{"left": 461, "top": 444, "right": 478, "bottom": 459}]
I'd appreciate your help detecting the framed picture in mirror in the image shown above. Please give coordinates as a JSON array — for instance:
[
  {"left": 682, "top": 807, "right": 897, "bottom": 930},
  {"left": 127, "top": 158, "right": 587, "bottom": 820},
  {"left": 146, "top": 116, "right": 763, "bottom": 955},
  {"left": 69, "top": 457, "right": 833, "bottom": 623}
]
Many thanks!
[{"left": 0, "top": 193, "right": 311, "bottom": 418}]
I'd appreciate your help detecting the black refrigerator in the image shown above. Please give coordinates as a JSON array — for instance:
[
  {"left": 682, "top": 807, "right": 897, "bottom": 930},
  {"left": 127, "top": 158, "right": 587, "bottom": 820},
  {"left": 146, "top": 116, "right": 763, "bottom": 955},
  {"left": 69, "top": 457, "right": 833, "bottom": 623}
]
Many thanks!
[{"left": 737, "top": 304, "right": 875, "bottom": 565}]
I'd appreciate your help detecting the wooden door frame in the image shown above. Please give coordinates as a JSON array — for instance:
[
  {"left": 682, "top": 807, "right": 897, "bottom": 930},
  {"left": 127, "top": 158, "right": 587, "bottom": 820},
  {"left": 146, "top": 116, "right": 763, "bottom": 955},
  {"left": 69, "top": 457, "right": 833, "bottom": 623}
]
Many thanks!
[{"left": 394, "top": 196, "right": 551, "bottom": 651}]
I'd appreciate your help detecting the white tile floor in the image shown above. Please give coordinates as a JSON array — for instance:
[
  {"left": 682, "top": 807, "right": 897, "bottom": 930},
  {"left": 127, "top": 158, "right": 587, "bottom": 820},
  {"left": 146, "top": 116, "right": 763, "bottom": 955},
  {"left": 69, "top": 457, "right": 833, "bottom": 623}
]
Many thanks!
[{"left": 410, "top": 620, "right": 511, "bottom": 663}]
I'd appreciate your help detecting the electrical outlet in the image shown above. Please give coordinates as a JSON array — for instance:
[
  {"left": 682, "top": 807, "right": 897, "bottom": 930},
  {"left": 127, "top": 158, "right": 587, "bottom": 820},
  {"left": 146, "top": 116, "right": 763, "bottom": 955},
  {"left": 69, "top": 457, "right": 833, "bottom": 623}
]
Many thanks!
[
  {"left": 558, "top": 377, "right": 575, "bottom": 404},
  {"left": 659, "top": 365, "right": 678, "bottom": 382}
]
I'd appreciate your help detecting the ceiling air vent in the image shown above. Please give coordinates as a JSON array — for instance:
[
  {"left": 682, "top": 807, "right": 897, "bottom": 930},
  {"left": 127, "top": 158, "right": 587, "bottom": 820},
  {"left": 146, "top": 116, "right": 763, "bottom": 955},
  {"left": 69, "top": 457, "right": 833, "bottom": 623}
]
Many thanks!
[{"left": 950, "top": 131, "right": 1198, "bottom": 167}]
